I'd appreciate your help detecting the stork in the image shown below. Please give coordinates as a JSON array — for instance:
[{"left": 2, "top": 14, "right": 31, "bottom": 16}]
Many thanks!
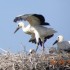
[
  {"left": 53, "top": 35, "right": 70, "bottom": 53},
  {"left": 14, "top": 14, "right": 57, "bottom": 51},
  {"left": 14, "top": 14, "right": 50, "bottom": 44}
]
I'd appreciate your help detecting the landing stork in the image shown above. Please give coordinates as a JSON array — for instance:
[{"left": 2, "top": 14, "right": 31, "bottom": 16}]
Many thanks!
[{"left": 14, "top": 14, "right": 57, "bottom": 51}]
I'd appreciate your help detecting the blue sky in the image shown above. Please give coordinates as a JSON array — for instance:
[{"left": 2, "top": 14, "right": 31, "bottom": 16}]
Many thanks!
[{"left": 0, "top": 0, "right": 70, "bottom": 53}]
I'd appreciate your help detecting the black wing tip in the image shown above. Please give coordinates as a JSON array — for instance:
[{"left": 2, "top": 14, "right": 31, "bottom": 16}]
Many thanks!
[
  {"left": 13, "top": 18, "right": 17, "bottom": 22},
  {"left": 29, "top": 38, "right": 42, "bottom": 46},
  {"left": 13, "top": 17, "right": 19, "bottom": 22},
  {"left": 41, "top": 22, "right": 50, "bottom": 25},
  {"left": 29, "top": 39, "right": 36, "bottom": 44},
  {"left": 44, "top": 34, "right": 54, "bottom": 43},
  {"left": 32, "top": 14, "right": 45, "bottom": 22},
  {"left": 32, "top": 14, "right": 44, "bottom": 17},
  {"left": 13, "top": 16, "right": 23, "bottom": 22},
  {"left": 32, "top": 14, "right": 50, "bottom": 25},
  {"left": 64, "top": 49, "right": 70, "bottom": 53},
  {"left": 45, "top": 34, "right": 54, "bottom": 39}
]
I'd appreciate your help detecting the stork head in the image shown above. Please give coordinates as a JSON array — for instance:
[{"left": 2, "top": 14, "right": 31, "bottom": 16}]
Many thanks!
[
  {"left": 53, "top": 35, "right": 64, "bottom": 45},
  {"left": 57, "top": 35, "right": 64, "bottom": 42},
  {"left": 14, "top": 22, "right": 24, "bottom": 33}
]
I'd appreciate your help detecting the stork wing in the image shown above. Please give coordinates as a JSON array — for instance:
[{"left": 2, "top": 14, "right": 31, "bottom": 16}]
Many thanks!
[
  {"left": 63, "top": 41, "right": 70, "bottom": 49},
  {"left": 29, "top": 33, "right": 36, "bottom": 43},
  {"left": 64, "top": 48, "right": 70, "bottom": 53},
  {"left": 14, "top": 14, "right": 50, "bottom": 26},
  {"left": 29, "top": 33, "right": 52, "bottom": 46}
]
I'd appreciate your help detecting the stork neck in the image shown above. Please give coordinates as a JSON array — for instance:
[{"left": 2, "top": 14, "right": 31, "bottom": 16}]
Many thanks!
[
  {"left": 21, "top": 25, "right": 27, "bottom": 32},
  {"left": 58, "top": 39, "right": 63, "bottom": 42}
]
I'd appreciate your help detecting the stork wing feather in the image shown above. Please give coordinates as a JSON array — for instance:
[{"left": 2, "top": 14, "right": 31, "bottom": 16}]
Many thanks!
[
  {"left": 29, "top": 33, "right": 36, "bottom": 43},
  {"left": 14, "top": 14, "right": 50, "bottom": 26},
  {"left": 63, "top": 41, "right": 70, "bottom": 49}
]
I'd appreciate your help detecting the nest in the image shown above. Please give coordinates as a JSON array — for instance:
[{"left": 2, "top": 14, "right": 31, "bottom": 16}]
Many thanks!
[{"left": 0, "top": 51, "right": 70, "bottom": 70}]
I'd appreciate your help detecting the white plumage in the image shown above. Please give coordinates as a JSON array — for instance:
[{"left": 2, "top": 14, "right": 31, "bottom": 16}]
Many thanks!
[
  {"left": 14, "top": 21, "right": 35, "bottom": 41},
  {"left": 53, "top": 35, "right": 70, "bottom": 53}
]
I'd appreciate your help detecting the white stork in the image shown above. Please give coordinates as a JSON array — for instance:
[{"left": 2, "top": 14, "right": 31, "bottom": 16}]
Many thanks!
[
  {"left": 14, "top": 14, "right": 57, "bottom": 51},
  {"left": 14, "top": 14, "right": 50, "bottom": 44},
  {"left": 53, "top": 35, "right": 70, "bottom": 53}
]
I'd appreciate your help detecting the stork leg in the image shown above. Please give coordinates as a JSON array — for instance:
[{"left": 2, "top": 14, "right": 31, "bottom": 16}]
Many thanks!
[
  {"left": 36, "top": 43, "right": 39, "bottom": 52},
  {"left": 42, "top": 42, "right": 45, "bottom": 51}
]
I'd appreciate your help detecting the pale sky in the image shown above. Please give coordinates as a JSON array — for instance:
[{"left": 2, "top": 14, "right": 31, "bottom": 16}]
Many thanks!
[{"left": 0, "top": 0, "right": 70, "bottom": 53}]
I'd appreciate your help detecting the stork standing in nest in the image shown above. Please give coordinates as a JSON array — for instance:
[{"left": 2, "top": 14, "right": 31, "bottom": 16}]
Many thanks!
[{"left": 53, "top": 35, "right": 70, "bottom": 53}]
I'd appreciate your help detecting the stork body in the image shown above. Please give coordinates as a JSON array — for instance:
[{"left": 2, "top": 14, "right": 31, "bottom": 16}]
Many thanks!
[
  {"left": 14, "top": 14, "right": 57, "bottom": 51},
  {"left": 30, "top": 25, "right": 56, "bottom": 51},
  {"left": 14, "top": 22, "right": 56, "bottom": 51},
  {"left": 53, "top": 35, "right": 70, "bottom": 53}
]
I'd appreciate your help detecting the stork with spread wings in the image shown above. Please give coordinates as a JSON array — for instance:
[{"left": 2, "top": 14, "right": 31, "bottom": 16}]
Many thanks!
[{"left": 14, "top": 14, "right": 57, "bottom": 51}]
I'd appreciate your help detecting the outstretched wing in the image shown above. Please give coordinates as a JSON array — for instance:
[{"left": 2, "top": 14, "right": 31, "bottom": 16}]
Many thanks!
[
  {"left": 14, "top": 14, "right": 50, "bottom": 26},
  {"left": 29, "top": 34, "right": 54, "bottom": 46}
]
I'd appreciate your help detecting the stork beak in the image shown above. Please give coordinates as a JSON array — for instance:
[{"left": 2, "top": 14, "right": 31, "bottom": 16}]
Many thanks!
[
  {"left": 14, "top": 26, "right": 20, "bottom": 33},
  {"left": 53, "top": 40, "right": 58, "bottom": 45}
]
